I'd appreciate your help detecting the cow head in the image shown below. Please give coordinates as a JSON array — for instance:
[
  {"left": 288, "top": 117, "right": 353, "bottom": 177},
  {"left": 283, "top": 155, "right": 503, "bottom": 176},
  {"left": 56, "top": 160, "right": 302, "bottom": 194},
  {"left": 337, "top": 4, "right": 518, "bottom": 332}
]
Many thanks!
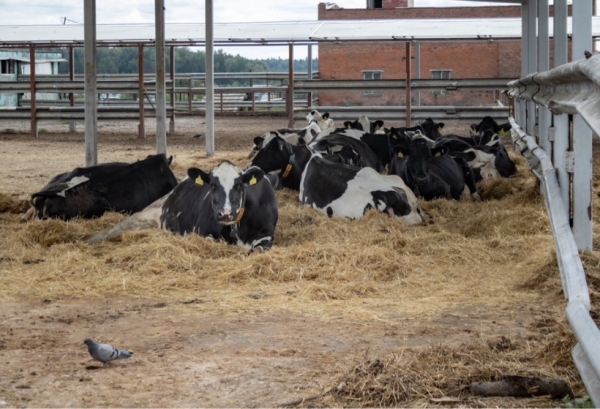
[
  {"left": 418, "top": 118, "right": 445, "bottom": 139},
  {"left": 249, "top": 135, "right": 294, "bottom": 177},
  {"left": 306, "top": 110, "right": 334, "bottom": 130},
  {"left": 471, "top": 116, "right": 511, "bottom": 135},
  {"left": 395, "top": 138, "right": 447, "bottom": 187},
  {"left": 188, "top": 162, "right": 265, "bottom": 225}
]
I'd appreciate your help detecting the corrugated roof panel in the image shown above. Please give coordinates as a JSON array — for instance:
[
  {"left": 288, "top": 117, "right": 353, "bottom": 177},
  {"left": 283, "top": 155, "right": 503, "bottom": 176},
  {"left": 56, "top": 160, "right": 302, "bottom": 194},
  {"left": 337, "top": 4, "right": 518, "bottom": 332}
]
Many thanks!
[{"left": 0, "top": 17, "right": 599, "bottom": 45}]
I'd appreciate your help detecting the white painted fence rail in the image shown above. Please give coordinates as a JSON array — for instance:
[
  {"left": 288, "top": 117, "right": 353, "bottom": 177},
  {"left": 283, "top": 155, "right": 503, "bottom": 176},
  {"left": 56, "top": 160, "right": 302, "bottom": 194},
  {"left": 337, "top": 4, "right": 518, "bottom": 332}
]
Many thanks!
[
  {"left": 507, "top": 51, "right": 600, "bottom": 135},
  {"left": 510, "top": 118, "right": 600, "bottom": 406}
]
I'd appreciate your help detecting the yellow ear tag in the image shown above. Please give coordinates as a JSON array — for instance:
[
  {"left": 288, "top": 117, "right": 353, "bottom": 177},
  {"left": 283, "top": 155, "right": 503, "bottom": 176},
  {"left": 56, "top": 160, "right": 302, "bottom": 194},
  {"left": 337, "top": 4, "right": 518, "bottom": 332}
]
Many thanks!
[
  {"left": 437, "top": 125, "right": 442, "bottom": 130},
  {"left": 376, "top": 125, "right": 380, "bottom": 131},
  {"left": 195, "top": 176, "right": 204, "bottom": 186},
  {"left": 393, "top": 134, "right": 398, "bottom": 139},
  {"left": 249, "top": 176, "right": 257, "bottom": 186},
  {"left": 500, "top": 127, "right": 505, "bottom": 134},
  {"left": 435, "top": 151, "right": 441, "bottom": 157},
  {"left": 346, "top": 124, "right": 351, "bottom": 129},
  {"left": 397, "top": 152, "right": 403, "bottom": 158}
]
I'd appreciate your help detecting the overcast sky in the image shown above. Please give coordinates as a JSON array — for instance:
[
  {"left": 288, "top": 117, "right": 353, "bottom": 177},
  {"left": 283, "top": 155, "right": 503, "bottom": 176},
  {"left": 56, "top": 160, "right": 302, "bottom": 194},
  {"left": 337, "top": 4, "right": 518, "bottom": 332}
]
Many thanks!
[{"left": 0, "top": 0, "right": 578, "bottom": 60}]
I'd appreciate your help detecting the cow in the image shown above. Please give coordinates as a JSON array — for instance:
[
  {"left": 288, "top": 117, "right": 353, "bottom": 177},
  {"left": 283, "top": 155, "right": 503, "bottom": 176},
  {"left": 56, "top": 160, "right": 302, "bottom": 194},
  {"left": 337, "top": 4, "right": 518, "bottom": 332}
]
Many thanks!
[
  {"left": 249, "top": 122, "right": 321, "bottom": 158},
  {"left": 389, "top": 138, "right": 480, "bottom": 201},
  {"left": 395, "top": 117, "right": 445, "bottom": 141},
  {"left": 87, "top": 161, "right": 278, "bottom": 253},
  {"left": 299, "top": 151, "right": 426, "bottom": 225},
  {"left": 310, "top": 133, "right": 385, "bottom": 173},
  {"left": 306, "top": 110, "right": 335, "bottom": 132},
  {"left": 250, "top": 135, "right": 360, "bottom": 191},
  {"left": 24, "top": 154, "right": 177, "bottom": 221},
  {"left": 343, "top": 115, "right": 385, "bottom": 134},
  {"left": 471, "top": 116, "right": 511, "bottom": 135}
]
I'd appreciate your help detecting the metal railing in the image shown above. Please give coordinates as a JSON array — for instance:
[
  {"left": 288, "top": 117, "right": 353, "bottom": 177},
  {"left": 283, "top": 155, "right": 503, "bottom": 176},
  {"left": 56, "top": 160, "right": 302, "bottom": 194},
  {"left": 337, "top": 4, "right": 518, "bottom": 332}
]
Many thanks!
[{"left": 508, "top": 52, "right": 600, "bottom": 406}]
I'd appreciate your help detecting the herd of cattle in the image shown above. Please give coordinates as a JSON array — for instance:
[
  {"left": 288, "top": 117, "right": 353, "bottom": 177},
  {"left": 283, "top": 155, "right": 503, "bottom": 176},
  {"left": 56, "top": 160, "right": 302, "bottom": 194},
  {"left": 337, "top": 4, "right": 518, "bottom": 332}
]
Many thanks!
[{"left": 24, "top": 111, "right": 517, "bottom": 253}]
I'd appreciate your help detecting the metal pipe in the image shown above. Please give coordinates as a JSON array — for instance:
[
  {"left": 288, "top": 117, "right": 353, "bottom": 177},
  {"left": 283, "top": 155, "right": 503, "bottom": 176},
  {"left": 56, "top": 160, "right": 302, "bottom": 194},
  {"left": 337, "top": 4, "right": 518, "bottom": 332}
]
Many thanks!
[
  {"left": 155, "top": 0, "right": 167, "bottom": 155},
  {"left": 205, "top": 0, "right": 214, "bottom": 156},
  {"left": 287, "top": 44, "right": 294, "bottom": 128},
  {"left": 169, "top": 45, "right": 175, "bottom": 135},
  {"left": 405, "top": 42, "right": 411, "bottom": 127},
  {"left": 84, "top": 0, "right": 97, "bottom": 166},
  {"left": 138, "top": 43, "right": 145, "bottom": 139},
  {"left": 29, "top": 43, "right": 37, "bottom": 138},
  {"left": 68, "top": 45, "right": 75, "bottom": 132},
  {"left": 307, "top": 44, "right": 312, "bottom": 108}
]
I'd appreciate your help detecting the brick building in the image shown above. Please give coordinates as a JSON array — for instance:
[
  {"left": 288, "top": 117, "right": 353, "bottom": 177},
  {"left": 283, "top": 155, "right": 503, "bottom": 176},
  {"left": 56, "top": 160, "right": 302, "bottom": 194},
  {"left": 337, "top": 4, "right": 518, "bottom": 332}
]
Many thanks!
[{"left": 316, "top": 1, "right": 567, "bottom": 107}]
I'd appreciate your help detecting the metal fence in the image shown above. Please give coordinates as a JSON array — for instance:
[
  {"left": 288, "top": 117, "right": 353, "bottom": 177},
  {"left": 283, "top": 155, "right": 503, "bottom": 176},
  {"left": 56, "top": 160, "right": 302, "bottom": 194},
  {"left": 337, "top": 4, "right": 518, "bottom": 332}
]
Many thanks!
[{"left": 508, "top": 52, "right": 600, "bottom": 406}]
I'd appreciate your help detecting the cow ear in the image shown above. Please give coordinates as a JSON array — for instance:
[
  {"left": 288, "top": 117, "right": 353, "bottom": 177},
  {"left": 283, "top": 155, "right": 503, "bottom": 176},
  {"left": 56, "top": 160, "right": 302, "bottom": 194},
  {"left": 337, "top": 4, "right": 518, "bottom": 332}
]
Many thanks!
[
  {"left": 188, "top": 167, "right": 210, "bottom": 186},
  {"left": 242, "top": 166, "right": 265, "bottom": 187},
  {"left": 375, "top": 120, "right": 384, "bottom": 131},
  {"left": 470, "top": 123, "right": 477, "bottom": 131},
  {"left": 323, "top": 112, "right": 330, "bottom": 120},
  {"left": 277, "top": 138, "right": 284, "bottom": 151},
  {"left": 498, "top": 123, "right": 512, "bottom": 133},
  {"left": 432, "top": 146, "right": 447, "bottom": 157},
  {"left": 344, "top": 121, "right": 352, "bottom": 129},
  {"left": 437, "top": 122, "right": 445, "bottom": 131},
  {"left": 392, "top": 145, "right": 407, "bottom": 157},
  {"left": 253, "top": 136, "right": 264, "bottom": 146}
]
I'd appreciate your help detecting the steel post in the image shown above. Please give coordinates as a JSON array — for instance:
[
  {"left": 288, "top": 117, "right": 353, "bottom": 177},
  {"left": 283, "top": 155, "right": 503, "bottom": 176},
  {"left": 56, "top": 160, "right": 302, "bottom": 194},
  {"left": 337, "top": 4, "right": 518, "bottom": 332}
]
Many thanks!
[{"left": 84, "top": 0, "right": 97, "bottom": 166}]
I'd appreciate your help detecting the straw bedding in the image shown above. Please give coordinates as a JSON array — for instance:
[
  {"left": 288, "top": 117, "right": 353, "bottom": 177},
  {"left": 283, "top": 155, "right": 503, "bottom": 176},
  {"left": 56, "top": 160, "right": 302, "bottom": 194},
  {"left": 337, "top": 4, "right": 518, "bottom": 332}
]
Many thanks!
[{"left": 0, "top": 119, "right": 597, "bottom": 407}]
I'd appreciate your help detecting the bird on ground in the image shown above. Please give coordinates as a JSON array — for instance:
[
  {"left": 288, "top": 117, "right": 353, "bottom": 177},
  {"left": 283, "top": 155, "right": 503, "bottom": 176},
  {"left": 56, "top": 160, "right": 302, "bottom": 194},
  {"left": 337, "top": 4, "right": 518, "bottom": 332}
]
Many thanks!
[{"left": 83, "top": 338, "right": 133, "bottom": 364}]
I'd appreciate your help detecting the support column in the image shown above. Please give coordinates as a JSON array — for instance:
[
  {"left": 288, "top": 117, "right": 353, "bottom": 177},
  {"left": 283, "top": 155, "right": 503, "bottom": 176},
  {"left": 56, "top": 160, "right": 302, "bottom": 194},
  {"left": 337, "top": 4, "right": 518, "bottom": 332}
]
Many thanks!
[
  {"left": 538, "top": 0, "right": 551, "bottom": 154},
  {"left": 68, "top": 45, "right": 76, "bottom": 133},
  {"left": 138, "top": 43, "right": 146, "bottom": 139},
  {"left": 287, "top": 44, "right": 294, "bottom": 128},
  {"left": 526, "top": 0, "right": 537, "bottom": 136},
  {"left": 155, "top": 0, "right": 167, "bottom": 155},
  {"left": 405, "top": 42, "right": 411, "bottom": 127},
  {"left": 205, "top": 0, "right": 214, "bottom": 156},
  {"left": 29, "top": 44, "right": 37, "bottom": 138},
  {"left": 415, "top": 42, "right": 420, "bottom": 107},
  {"left": 84, "top": 0, "right": 98, "bottom": 166},
  {"left": 553, "top": 0, "right": 569, "bottom": 216},
  {"left": 516, "top": 2, "right": 528, "bottom": 127},
  {"left": 169, "top": 45, "right": 175, "bottom": 135},
  {"left": 307, "top": 44, "right": 312, "bottom": 109},
  {"left": 572, "top": 0, "right": 593, "bottom": 252}
]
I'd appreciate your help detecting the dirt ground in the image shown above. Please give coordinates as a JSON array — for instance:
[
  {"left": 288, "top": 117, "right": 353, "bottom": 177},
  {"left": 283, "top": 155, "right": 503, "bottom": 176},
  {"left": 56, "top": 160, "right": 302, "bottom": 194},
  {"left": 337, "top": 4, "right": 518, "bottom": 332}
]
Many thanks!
[{"left": 0, "top": 114, "right": 594, "bottom": 407}]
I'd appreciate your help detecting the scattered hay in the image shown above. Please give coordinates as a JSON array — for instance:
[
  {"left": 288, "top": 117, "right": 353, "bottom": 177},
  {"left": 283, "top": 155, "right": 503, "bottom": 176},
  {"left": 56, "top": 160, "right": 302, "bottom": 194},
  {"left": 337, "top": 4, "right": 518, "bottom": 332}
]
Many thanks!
[
  {"left": 0, "top": 192, "right": 29, "bottom": 214},
  {"left": 310, "top": 317, "right": 579, "bottom": 408}
]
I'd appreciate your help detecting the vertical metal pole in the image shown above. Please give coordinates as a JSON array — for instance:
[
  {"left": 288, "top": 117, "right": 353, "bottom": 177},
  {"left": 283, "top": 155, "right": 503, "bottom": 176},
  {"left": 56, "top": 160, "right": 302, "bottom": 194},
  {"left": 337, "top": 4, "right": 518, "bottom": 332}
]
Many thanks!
[
  {"left": 138, "top": 43, "right": 145, "bottom": 139},
  {"left": 169, "top": 45, "right": 175, "bottom": 135},
  {"left": 538, "top": 0, "right": 551, "bottom": 154},
  {"left": 205, "top": 0, "right": 214, "bottom": 156},
  {"left": 68, "top": 45, "right": 76, "bottom": 132},
  {"left": 29, "top": 44, "right": 37, "bottom": 138},
  {"left": 84, "top": 0, "right": 97, "bottom": 166},
  {"left": 526, "top": 0, "right": 537, "bottom": 136},
  {"left": 517, "top": 2, "right": 528, "bottom": 128},
  {"left": 155, "top": 0, "right": 167, "bottom": 154},
  {"left": 405, "top": 42, "right": 411, "bottom": 127},
  {"left": 307, "top": 44, "right": 313, "bottom": 109},
  {"left": 415, "top": 42, "right": 420, "bottom": 107},
  {"left": 553, "top": 0, "right": 569, "bottom": 216},
  {"left": 287, "top": 44, "right": 294, "bottom": 128},
  {"left": 572, "top": 0, "right": 593, "bottom": 252}
]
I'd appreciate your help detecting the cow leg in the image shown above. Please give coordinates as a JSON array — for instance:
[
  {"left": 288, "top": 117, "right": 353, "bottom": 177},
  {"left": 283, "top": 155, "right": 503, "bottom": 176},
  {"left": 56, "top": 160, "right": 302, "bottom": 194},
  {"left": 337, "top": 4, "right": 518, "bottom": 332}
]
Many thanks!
[
  {"left": 86, "top": 196, "right": 167, "bottom": 244},
  {"left": 453, "top": 156, "right": 480, "bottom": 200}
]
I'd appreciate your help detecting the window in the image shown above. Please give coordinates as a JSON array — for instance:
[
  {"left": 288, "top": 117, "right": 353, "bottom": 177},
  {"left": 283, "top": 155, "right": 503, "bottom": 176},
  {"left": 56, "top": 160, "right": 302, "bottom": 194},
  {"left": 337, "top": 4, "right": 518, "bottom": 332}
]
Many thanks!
[
  {"left": 363, "top": 70, "right": 383, "bottom": 96},
  {"left": 431, "top": 70, "right": 451, "bottom": 80},
  {"left": 431, "top": 70, "right": 452, "bottom": 95}
]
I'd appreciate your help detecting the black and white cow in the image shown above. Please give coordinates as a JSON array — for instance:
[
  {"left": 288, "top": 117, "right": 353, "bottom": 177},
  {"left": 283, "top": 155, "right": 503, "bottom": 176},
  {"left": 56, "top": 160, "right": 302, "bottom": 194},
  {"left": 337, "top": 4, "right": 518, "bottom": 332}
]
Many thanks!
[
  {"left": 299, "top": 152, "right": 426, "bottom": 225},
  {"left": 249, "top": 122, "right": 321, "bottom": 158},
  {"left": 343, "top": 115, "right": 385, "bottom": 134},
  {"left": 250, "top": 135, "right": 361, "bottom": 191},
  {"left": 306, "top": 110, "right": 335, "bottom": 132},
  {"left": 310, "top": 133, "right": 385, "bottom": 173},
  {"left": 25, "top": 154, "right": 177, "bottom": 221},
  {"left": 389, "top": 138, "right": 479, "bottom": 201},
  {"left": 87, "top": 161, "right": 278, "bottom": 253},
  {"left": 471, "top": 116, "right": 511, "bottom": 135}
]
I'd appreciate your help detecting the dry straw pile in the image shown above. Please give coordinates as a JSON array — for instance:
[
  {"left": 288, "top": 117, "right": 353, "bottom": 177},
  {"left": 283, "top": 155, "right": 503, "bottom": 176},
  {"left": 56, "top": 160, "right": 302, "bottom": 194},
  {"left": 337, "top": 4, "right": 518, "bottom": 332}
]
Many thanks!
[{"left": 1, "top": 143, "right": 598, "bottom": 406}]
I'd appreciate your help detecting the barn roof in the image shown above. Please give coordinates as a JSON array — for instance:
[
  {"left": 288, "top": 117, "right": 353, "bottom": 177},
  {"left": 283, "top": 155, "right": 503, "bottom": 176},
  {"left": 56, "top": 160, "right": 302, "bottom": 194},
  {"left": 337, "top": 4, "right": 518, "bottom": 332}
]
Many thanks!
[{"left": 1, "top": 17, "right": 600, "bottom": 47}]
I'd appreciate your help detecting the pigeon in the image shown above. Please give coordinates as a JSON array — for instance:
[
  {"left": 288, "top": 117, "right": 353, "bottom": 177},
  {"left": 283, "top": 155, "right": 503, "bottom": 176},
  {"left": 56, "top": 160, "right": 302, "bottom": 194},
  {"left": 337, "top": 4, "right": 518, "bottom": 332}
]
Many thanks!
[{"left": 83, "top": 338, "right": 133, "bottom": 364}]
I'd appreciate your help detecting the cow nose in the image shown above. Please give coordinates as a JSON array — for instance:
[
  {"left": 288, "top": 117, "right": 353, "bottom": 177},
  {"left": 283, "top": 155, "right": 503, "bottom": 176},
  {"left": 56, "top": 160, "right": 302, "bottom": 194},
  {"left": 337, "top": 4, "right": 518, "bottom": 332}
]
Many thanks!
[{"left": 415, "top": 176, "right": 428, "bottom": 186}]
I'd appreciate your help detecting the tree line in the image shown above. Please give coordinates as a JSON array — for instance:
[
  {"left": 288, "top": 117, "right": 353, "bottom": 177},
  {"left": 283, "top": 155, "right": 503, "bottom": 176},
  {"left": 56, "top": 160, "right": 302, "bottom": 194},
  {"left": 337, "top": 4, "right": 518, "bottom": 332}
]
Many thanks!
[{"left": 55, "top": 47, "right": 318, "bottom": 86}]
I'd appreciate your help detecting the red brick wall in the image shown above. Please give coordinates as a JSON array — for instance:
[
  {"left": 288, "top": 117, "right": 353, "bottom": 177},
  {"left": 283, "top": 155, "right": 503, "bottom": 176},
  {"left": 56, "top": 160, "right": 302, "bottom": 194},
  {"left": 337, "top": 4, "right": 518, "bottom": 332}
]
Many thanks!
[{"left": 382, "top": 0, "right": 411, "bottom": 9}]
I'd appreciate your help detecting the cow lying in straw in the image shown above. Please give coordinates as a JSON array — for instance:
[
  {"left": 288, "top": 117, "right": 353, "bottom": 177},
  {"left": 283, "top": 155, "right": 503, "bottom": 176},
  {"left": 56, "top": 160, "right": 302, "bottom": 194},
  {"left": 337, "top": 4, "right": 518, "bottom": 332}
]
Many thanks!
[{"left": 87, "top": 161, "right": 278, "bottom": 253}]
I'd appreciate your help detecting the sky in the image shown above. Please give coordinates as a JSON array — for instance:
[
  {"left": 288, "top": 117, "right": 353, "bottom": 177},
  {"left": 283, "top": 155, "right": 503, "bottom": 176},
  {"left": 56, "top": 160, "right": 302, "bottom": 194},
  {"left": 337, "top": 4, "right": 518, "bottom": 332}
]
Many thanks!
[{"left": 0, "top": 0, "right": 580, "bottom": 60}]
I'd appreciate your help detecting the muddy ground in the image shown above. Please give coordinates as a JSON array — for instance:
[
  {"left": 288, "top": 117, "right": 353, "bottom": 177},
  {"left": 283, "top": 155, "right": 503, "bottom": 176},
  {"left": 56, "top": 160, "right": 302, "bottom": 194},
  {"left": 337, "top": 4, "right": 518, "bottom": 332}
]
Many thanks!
[{"left": 0, "top": 114, "right": 592, "bottom": 407}]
